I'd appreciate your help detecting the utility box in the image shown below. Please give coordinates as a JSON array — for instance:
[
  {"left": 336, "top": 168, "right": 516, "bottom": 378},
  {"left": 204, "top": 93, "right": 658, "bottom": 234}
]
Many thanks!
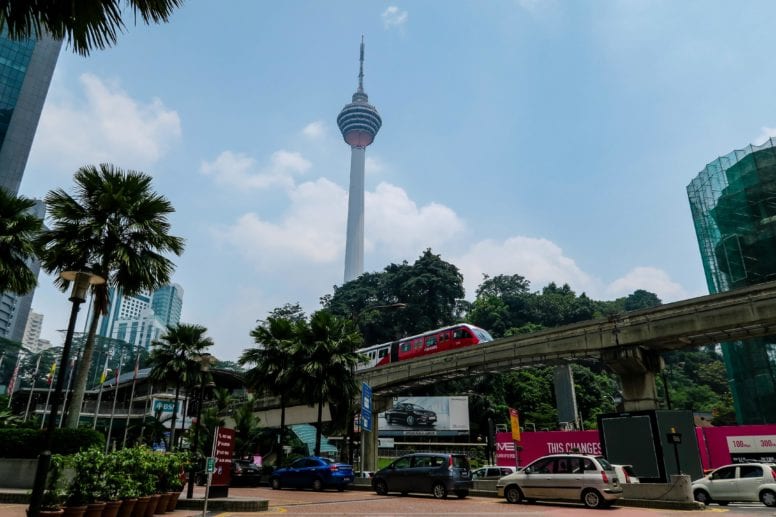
[{"left": 597, "top": 410, "right": 703, "bottom": 482}]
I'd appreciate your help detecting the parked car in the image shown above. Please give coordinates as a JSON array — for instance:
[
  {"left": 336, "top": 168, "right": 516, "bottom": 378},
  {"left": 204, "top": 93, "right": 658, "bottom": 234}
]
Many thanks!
[
  {"left": 230, "top": 459, "right": 264, "bottom": 486},
  {"left": 372, "top": 452, "right": 473, "bottom": 499},
  {"left": 472, "top": 465, "right": 517, "bottom": 480},
  {"left": 270, "top": 456, "right": 354, "bottom": 491},
  {"left": 692, "top": 463, "right": 776, "bottom": 507},
  {"left": 496, "top": 454, "right": 623, "bottom": 509},
  {"left": 383, "top": 402, "right": 437, "bottom": 426},
  {"left": 612, "top": 464, "right": 639, "bottom": 484}
]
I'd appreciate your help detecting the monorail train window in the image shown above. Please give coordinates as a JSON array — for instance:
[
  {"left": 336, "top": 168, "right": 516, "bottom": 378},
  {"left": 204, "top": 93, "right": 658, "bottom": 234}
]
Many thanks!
[
  {"left": 413, "top": 339, "right": 423, "bottom": 349},
  {"left": 400, "top": 342, "right": 411, "bottom": 353},
  {"left": 378, "top": 348, "right": 388, "bottom": 358},
  {"left": 439, "top": 332, "right": 449, "bottom": 342},
  {"left": 453, "top": 328, "right": 471, "bottom": 339},
  {"left": 425, "top": 336, "right": 437, "bottom": 348}
]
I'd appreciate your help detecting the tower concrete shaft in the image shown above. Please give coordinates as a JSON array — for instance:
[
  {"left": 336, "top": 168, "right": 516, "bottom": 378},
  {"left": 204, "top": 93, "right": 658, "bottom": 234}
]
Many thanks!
[{"left": 338, "top": 36, "right": 381, "bottom": 283}]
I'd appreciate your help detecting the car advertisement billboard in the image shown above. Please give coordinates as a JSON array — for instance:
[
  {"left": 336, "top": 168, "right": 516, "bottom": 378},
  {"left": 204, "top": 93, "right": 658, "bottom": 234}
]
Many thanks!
[{"left": 378, "top": 396, "right": 469, "bottom": 437}]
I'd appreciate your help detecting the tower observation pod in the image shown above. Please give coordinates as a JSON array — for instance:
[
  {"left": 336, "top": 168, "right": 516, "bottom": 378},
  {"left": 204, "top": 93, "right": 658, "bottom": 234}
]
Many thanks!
[{"left": 338, "top": 36, "right": 382, "bottom": 283}]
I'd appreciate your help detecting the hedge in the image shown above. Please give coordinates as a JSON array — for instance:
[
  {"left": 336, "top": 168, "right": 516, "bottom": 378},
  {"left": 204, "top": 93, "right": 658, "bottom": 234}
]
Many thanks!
[{"left": 0, "top": 428, "right": 104, "bottom": 458}]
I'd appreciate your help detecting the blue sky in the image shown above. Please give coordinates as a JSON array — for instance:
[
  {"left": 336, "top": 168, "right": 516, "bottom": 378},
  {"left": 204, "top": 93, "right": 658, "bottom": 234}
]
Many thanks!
[{"left": 20, "top": 0, "right": 776, "bottom": 360}]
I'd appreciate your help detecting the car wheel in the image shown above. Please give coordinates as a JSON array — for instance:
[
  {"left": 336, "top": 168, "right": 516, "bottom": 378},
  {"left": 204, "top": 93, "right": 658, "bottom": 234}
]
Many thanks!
[
  {"left": 312, "top": 478, "right": 324, "bottom": 491},
  {"left": 504, "top": 485, "right": 523, "bottom": 504},
  {"left": 406, "top": 415, "right": 416, "bottom": 426},
  {"left": 271, "top": 478, "right": 281, "bottom": 490},
  {"left": 455, "top": 489, "right": 469, "bottom": 499},
  {"left": 582, "top": 488, "right": 605, "bottom": 509},
  {"left": 374, "top": 479, "right": 388, "bottom": 495},
  {"left": 761, "top": 489, "right": 776, "bottom": 507},
  {"left": 431, "top": 482, "right": 447, "bottom": 499},
  {"left": 693, "top": 489, "right": 711, "bottom": 506}
]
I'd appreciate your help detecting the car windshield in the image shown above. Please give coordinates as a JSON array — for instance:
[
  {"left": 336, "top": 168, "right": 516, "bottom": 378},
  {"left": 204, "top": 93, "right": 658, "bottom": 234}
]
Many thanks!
[
  {"left": 596, "top": 457, "right": 614, "bottom": 470},
  {"left": 474, "top": 328, "right": 493, "bottom": 342}
]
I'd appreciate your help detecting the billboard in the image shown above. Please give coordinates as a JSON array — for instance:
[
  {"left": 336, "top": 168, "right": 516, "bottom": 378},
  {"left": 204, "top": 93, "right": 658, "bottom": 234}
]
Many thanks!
[
  {"left": 496, "top": 430, "right": 601, "bottom": 467},
  {"left": 378, "top": 396, "right": 469, "bottom": 437}
]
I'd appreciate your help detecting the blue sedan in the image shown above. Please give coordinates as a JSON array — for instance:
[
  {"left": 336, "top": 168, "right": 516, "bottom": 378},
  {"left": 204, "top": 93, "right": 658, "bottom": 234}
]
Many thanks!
[{"left": 270, "top": 456, "right": 354, "bottom": 491}]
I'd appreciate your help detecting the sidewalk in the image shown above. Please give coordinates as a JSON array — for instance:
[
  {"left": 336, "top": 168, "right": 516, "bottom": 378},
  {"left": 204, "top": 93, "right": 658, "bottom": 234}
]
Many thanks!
[{"left": 0, "top": 503, "right": 202, "bottom": 517}]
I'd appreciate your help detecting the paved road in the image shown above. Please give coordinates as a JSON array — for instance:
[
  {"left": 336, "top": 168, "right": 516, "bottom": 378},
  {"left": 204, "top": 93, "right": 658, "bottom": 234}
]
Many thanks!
[{"left": 3, "top": 486, "right": 775, "bottom": 516}]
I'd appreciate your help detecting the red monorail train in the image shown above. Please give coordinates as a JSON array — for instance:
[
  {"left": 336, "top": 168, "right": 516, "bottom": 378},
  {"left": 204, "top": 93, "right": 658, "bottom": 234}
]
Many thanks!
[{"left": 356, "top": 323, "right": 493, "bottom": 370}]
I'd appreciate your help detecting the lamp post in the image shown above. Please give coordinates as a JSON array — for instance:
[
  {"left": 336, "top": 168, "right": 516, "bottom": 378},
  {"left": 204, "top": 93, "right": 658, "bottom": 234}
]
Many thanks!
[
  {"left": 187, "top": 353, "right": 213, "bottom": 499},
  {"left": 28, "top": 271, "right": 104, "bottom": 517}
]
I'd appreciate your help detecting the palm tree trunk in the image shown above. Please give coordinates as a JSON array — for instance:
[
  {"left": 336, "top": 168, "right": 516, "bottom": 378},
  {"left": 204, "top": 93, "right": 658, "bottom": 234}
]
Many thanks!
[
  {"left": 64, "top": 299, "right": 100, "bottom": 428},
  {"left": 278, "top": 393, "right": 286, "bottom": 467},
  {"left": 315, "top": 391, "right": 324, "bottom": 456},
  {"left": 169, "top": 384, "right": 181, "bottom": 451}
]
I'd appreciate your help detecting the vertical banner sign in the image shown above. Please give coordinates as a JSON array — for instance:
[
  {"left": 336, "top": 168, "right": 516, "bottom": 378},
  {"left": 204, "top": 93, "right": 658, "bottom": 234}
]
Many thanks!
[
  {"left": 211, "top": 427, "right": 235, "bottom": 486},
  {"left": 509, "top": 408, "right": 521, "bottom": 441},
  {"left": 361, "top": 382, "right": 373, "bottom": 433}
]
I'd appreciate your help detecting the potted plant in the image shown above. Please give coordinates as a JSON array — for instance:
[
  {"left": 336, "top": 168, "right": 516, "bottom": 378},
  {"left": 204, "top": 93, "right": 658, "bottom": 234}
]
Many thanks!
[
  {"left": 66, "top": 447, "right": 108, "bottom": 517},
  {"left": 160, "top": 452, "right": 189, "bottom": 512},
  {"left": 36, "top": 454, "right": 67, "bottom": 517},
  {"left": 104, "top": 448, "right": 141, "bottom": 517}
]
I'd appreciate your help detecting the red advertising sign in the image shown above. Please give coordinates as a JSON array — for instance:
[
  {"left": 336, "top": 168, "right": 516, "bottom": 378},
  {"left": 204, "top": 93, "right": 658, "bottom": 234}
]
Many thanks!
[
  {"left": 496, "top": 430, "right": 601, "bottom": 467},
  {"left": 211, "top": 427, "right": 235, "bottom": 486}
]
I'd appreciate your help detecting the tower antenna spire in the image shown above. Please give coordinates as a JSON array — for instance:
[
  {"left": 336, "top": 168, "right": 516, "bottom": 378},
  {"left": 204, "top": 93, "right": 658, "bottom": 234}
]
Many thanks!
[{"left": 358, "top": 34, "right": 365, "bottom": 93}]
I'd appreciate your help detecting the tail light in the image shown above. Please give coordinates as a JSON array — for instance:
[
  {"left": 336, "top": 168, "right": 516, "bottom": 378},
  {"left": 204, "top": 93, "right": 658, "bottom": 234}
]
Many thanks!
[
  {"left": 601, "top": 470, "right": 609, "bottom": 484},
  {"left": 330, "top": 465, "right": 339, "bottom": 472},
  {"left": 771, "top": 468, "right": 776, "bottom": 481},
  {"left": 623, "top": 470, "right": 630, "bottom": 483}
]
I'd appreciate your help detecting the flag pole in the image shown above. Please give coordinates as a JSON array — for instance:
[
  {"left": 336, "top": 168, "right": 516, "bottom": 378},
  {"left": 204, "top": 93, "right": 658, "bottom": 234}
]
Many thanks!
[
  {"left": 6, "top": 353, "right": 23, "bottom": 408},
  {"left": 59, "top": 358, "right": 77, "bottom": 428},
  {"left": 40, "top": 362, "right": 57, "bottom": 430},
  {"left": 122, "top": 345, "right": 142, "bottom": 448},
  {"left": 105, "top": 351, "right": 124, "bottom": 453},
  {"left": 24, "top": 355, "right": 42, "bottom": 422},
  {"left": 93, "top": 354, "right": 111, "bottom": 429}
]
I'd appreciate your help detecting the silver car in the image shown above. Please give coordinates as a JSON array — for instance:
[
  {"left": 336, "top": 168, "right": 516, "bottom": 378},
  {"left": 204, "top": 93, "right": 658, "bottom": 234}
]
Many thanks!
[
  {"left": 692, "top": 463, "right": 776, "bottom": 507},
  {"left": 496, "top": 454, "right": 622, "bottom": 509}
]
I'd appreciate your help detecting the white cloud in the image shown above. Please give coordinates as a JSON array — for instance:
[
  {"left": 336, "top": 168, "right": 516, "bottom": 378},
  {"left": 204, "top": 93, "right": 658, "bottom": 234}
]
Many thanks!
[
  {"left": 453, "top": 236, "right": 594, "bottom": 298},
  {"left": 604, "top": 266, "right": 687, "bottom": 302},
  {"left": 302, "top": 120, "right": 326, "bottom": 140},
  {"left": 30, "top": 73, "right": 181, "bottom": 172},
  {"left": 201, "top": 149, "right": 311, "bottom": 190},
  {"left": 382, "top": 6, "right": 408, "bottom": 29},
  {"left": 754, "top": 126, "right": 776, "bottom": 146},
  {"left": 365, "top": 156, "right": 386, "bottom": 176}
]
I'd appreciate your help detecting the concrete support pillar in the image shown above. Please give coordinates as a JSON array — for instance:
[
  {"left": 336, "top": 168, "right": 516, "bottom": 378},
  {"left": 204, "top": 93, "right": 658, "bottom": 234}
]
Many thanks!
[
  {"left": 603, "top": 346, "right": 664, "bottom": 411},
  {"left": 362, "top": 396, "right": 391, "bottom": 472}
]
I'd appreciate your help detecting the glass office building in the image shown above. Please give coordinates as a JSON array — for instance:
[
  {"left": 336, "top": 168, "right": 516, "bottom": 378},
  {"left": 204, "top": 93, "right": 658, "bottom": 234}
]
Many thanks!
[{"left": 687, "top": 139, "right": 776, "bottom": 423}]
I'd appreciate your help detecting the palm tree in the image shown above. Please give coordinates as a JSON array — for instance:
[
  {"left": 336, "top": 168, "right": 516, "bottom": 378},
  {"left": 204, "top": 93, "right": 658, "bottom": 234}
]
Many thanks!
[
  {"left": 148, "top": 323, "right": 213, "bottom": 450},
  {"left": 35, "top": 164, "right": 184, "bottom": 429},
  {"left": 0, "top": 189, "right": 42, "bottom": 295},
  {"left": 239, "top": 317, "right": 301, "bottom": 466},
  {"left": 297, "top": 310, "right": 363, "bottom": 456},
  {"left": 2, "top": 0, "right": 184, "bottom": 56}
]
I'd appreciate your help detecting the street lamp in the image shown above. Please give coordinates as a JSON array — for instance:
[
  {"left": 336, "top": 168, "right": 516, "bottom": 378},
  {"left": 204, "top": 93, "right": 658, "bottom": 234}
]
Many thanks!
[
  {"left": 187, "top": 353, "right": 213, "bottom": 499},
  {"left": 28, "top": 271, "right": 104, "bottom": 517}
]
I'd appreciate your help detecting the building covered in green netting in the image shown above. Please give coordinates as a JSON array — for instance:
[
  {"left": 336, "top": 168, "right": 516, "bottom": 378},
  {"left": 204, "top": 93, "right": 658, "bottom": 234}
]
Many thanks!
[{"left": 687, "top": 139, "right": 776, "bottom": 424}]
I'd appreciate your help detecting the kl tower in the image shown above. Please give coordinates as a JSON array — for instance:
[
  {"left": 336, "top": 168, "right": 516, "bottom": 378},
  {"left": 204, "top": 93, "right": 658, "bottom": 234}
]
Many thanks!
[{"left": 338, "top": 36, "right": 382, "bottom": 283}]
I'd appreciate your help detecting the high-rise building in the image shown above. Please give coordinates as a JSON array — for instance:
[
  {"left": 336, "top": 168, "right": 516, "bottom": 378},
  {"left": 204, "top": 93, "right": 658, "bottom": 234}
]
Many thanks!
[
  {"left": 151, "top": 283, "right": 183, "bottom": 327},
  {"left": 21, "top": 310, "right": 43, "bottom": 351},
  {"left": 337, "top": 37, "right": 381, "bottom": 283},
  {"left": 0, "top": 31, "right": 61, "bottom": 343},
  {"left": 687, "top": 139, "right": 776, "bottom": 424},
  {"left": 94, "top": 284, "right": 184, "bottom": 350}
]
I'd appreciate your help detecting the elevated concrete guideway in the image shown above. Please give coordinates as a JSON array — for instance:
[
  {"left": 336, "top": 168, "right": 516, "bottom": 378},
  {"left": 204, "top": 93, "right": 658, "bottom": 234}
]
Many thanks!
[{"left": 359, "top": 279, "right": 776, "bottom": 403}]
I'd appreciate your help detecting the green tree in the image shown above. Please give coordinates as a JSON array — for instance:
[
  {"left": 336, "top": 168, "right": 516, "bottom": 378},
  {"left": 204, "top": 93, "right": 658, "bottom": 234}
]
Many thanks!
[
  {"left": 239, "top": 316, "right": 301, "bottom": 466},
  {"left": 296, "top": 310, "right": 363, "bottom": 456},
  {"left": 0, "top": 189, "right": 41, "bottom": 295},
  {"left": 1, "top": 0, "right": 184, "bottom": 56},
  {"left": 35, "top": 164, "right": 184, "bottom": 429},
  {"left": 148, "top": 323, "right": 213, "bottom": 450}
]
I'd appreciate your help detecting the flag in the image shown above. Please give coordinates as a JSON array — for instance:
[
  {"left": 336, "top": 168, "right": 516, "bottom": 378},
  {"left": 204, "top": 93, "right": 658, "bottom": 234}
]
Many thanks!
[
  {"left": 46, "top": 361, "right": 57, "bottom": 385},
  {"left": 6, "top": 355, "right": 22, "bottom": 397},
  {"left": 509, "top": 408, "right": 521, "bottom": 442},
  {"left": 99, "top": 354, "right": 110, "bottom": 384}
]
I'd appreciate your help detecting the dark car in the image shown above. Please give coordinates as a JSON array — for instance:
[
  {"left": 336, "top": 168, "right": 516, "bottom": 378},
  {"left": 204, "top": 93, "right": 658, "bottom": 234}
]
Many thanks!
[
  {"left": 231, "top": 459, "right": 264, "bottom": 486},
  {"left": 383, "top": 402, "right": 437, "bottom": 426},
  {"left": 372, "top": 452, "right": 473, "bottom": 499},
  {"left": 270, "top": 456, "right": 354, "bottom": 491}
]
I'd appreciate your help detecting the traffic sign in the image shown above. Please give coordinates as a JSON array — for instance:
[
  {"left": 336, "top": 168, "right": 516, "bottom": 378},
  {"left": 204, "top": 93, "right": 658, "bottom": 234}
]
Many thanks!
[
  {"left": 206, "top": 457, "right": 215, "bottom": 473},
  {"left": 361, "top": 382, "right": 372, "bottom": 432}
]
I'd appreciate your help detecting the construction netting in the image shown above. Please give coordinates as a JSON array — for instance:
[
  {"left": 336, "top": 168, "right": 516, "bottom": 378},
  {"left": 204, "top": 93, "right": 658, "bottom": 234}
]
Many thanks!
[{"left": 687, "top": 139, "right": 776, "bottom": 424}]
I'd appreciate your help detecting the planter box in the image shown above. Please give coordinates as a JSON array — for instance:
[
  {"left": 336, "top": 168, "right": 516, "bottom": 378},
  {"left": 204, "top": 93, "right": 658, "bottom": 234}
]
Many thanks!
[{"left": 0, "top": 458, "right": 37, "bottom": 489}]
